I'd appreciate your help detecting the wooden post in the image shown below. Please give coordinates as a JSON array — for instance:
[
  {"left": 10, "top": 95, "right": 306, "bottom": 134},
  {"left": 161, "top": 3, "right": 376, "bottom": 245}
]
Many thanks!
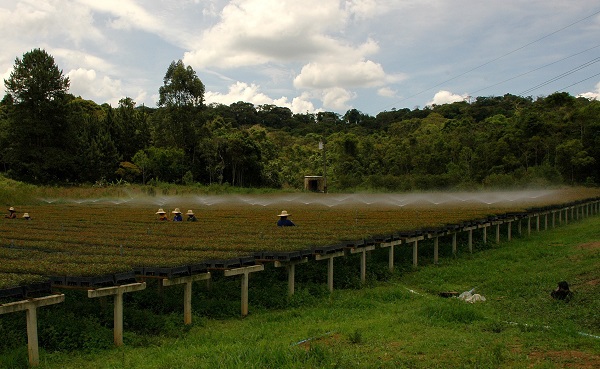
[
  {"left": 88, "top": 282, "right": 146, "bottom": 346},
  {"left": 379, "top": 239, "right": 401, "bottom": 272},
  {"left": 552, "top": 211, "right": 556, "bottom": 228},
  {"left": 507, "top": 221, "right": 512, "bottom": 241},
  {"left": 544, "top": 213, "right": 548, "bottom": 230},
  {"left": 224, "top": 265, "right": 264, "bottom": 317},
  {"left": 518, "top": 219, "right": 522, "bottom": 235},
  {"left": 350, "top": 246, "right": 376, "bottom": 284},
  {"left": 162, "top": 273, "right": 211, "bottom": 324},
  {"left": 559, "top": 209, "right": 563, "bottom": 224},
  {"left": 315, "top": 251, "right": 345, "bottom": 292},
  {"left": 0, "top": 294, "right": 65, "bottom": 366},
  {"left": 452, "top": 233, "right": 457, "bottom": 255},
  {"left": 495, "top": 223, "right": 500, "bottom": 243},
  {"left": 468, "top": 228, "right": 473, "bottom": 253},
  {"left": 275, "top": 258, "right": 308, "bottom": 296},
  {"left": 406, "top": 236, "right": 423, "bottom": 266},
  {"left": 536, "top": 215, "right": 540, "bottom": 231},
  {"left": 433, "top": 236, "right": 439, "bottom": 264},
  {"left": 482, "top": 226, "right": 487, "bottom": 244},
  {"left": 527, "top": 217, "right": 531, "bottom": 236}
]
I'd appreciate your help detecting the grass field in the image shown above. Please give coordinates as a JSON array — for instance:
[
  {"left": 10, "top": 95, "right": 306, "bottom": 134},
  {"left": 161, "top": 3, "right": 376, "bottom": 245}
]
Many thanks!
[{"left": 11, "top": 208, "right": 597, "bottom": 369}]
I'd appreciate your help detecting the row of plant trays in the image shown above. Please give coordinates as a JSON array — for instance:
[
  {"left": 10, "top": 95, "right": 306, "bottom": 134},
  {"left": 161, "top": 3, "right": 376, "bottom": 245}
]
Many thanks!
[
  {"left": 0, "top": 281, "right": 52, "bottom": 300},
  {"left": 49, "top": 271, "right": 138, "bottom": 288},
  {"left": 3, "top": 198, "right": 599, "bottom": 300}
]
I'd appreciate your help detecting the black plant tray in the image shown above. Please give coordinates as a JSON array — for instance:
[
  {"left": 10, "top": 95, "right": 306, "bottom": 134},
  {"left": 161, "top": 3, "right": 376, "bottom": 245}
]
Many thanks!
[
  {"left": 239, "top": 256, "right": 256, "bottom": 266},
  {"left": 207, "top": 258, "right": 242, "bottom": 269},
  {"left": 313, "top": 243, "right": 344, "bottom": 255},
  {"left": 49, "top": 276, "right": 67, "bottom": 287},
  {"left": 143, "top": 265, "right": 190, "bottom": 279},
  {"left": 341, "top": 239, "right": 365, "bottom": 248},
  {"left": 0, "top": 285, "right": 24, "bottom": 299},
  {"left": 189, "top": 262, "right": 210, "bottom": 275},
  {"left": 24, "top": 281, "right": 52, "bottom": 297},
  {"left": 66, "top": 274, "right": 114, "bottom": 288},
  {"left": 113, "top": 271, "right": 137, "bottom": 285}
]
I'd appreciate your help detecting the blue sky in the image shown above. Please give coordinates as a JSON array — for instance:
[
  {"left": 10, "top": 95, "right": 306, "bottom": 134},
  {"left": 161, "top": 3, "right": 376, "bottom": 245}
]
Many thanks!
[{"left": 1, "top": 0, "right": 599, "bottom": 115}]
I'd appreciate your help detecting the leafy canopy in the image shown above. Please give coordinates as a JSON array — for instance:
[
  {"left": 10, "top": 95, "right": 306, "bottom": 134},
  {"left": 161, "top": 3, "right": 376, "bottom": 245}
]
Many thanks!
[
  {"left": 158, "top": 60, "right": 205, "bottom": 108},
  {"left": 4, "top": 48, "right": 69, "bottom": 105}
]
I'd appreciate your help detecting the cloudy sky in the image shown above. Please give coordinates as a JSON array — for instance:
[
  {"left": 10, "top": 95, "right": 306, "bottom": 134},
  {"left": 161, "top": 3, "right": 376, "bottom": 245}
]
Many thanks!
[{"left": 1, "top": 0, "right": 599, "bottom": 115}]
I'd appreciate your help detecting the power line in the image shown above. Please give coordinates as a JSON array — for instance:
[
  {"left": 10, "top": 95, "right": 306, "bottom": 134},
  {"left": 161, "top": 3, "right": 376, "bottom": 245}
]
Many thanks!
[
  {"left": 519, "top": 56, "right": 600, "bottom": 95},
  {"left": 470, "top": 43, "right": 600, "bottom": 95},
  {"left": 378, "top": 7, "right": 600, "bottom": 111},
  {"left": 558, "top": 71, "right": 600, "bottom": 92}
]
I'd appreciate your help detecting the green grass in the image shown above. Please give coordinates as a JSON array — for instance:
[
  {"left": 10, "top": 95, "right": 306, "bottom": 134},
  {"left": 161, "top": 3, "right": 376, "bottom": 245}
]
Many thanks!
[{"left": 6, "top": 213, "right": 595, "bottom": 368}]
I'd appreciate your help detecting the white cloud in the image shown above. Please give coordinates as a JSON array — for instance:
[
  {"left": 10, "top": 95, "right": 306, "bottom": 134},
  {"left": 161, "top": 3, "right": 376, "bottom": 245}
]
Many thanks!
[
  {"left": 183, "top": 0, "right": 380, "bottom": 68},
  {"left": 321, "top": 87, "right": 355, "bottom": 111},
  {"left": 377, "top": 87, "right": 397, "bottom": 98},
  {"left": 427, "top": 90, "right": 469, "bottom": 106},
  {"left": 294, "top": 60, "right": 392, "bottom": 89},
  {"left": 67, "top": 68, "right": 124, "bottom": 105},
  {"left": 205, "top": 81, "right": 317, "bottom": 114},
  {"left": 577, "top": 81, "right": 600, "bottom": 100}
]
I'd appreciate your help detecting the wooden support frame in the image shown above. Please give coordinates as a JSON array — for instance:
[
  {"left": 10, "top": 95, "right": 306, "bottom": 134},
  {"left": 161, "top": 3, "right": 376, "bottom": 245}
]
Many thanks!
[
  {"left": 224, "top": 265, "right": 265, "bottom": 317},
  {"left": 274, "top": 258, "right": 308, "bottom": 296},
  {"left": 482, "top": 225, "right": 487, "bottom": 244},
  {"left": 496, "top": 222, "right": 501, "bottom": 243},
  {"left": 403, "top": 236, "right": 424, "bottom": 266},
  {"left": 162, "top": 273, "right": 211, "bottom": 324},
  {"left": 379, "top": 239, "right": 401, "bottom": 272},
  {"left": 88, "top": 282, "right": 146, "bottom": 346},
  {"left": 0, "top": 294, "right": 65, "bottom": 366},
  {"left": 452, "top": 233, "right": 457, "bottom": 255},
  {"left": 464, "top": 226, "right": 476, "bottom": 253},
  {"left": 350, "top": 245, "right": 376, "bottom": 283},
  {"left": 315, "top": 251, "right": 345, "bottom": 292},
  {"left": 507, "top": 220, "right": 513, "bottom": 241}
]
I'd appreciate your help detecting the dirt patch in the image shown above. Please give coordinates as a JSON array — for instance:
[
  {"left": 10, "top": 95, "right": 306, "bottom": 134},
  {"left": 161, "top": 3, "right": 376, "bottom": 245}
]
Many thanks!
[
  {"left": 576, "top": 242, "right": 600, "bottom": 250},
  {"left": 528, "top": 350, "right": 600, "bottom": 368}
]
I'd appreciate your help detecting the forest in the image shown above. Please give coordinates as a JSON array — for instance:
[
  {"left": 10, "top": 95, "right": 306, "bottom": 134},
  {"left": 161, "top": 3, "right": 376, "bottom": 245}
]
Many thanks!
[{"left": 1, "top": 48, "right": 598, "bottom": 190}]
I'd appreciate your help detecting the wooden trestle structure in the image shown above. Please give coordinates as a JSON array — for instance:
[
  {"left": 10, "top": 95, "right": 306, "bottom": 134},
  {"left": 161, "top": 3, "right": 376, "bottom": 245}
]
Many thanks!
[{"left": 1, "top": 199, "right": 599, "bottom": 366}]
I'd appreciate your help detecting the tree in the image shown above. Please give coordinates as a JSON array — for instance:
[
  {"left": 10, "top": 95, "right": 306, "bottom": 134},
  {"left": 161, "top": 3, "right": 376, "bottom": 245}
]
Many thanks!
[
  {"left": 4, "top": 48, "right": 70, "bottom": 105},
  {"left": 3, "top": 49, "right": 75, "bottom": 182},
  {"left": 158, "top": 60, "right": 205, "bottom": 108}
]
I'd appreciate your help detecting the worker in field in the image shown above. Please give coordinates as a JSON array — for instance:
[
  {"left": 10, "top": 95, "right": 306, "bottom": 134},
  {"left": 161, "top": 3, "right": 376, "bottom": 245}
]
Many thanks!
[
  {"left": 156, "top": 208, "right": 169, "bottom": 221},
  {"left": 277, "top": 210, "right": 296, "bottom": 227},
  {"left": 22, "top": 212, "right": 31, "bottom": 220},
  {"left": 5, "top": 207, "right": 17, "bottom": 219},
  {"left": 186, "top": 209, "right": 198, "bottom": 222},
  {"left": 172, "top": 208, "right": 183, "bottom": 222}
]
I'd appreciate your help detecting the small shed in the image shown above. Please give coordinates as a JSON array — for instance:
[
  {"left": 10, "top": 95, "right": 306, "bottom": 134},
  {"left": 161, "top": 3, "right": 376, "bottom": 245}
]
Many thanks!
[{"left": 304, "top": 176, "right": 325, "bottom": 192}]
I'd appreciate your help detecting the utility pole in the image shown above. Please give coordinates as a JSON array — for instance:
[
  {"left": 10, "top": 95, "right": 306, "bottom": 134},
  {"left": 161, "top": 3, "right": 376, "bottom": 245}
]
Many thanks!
[{"left": 319, "top": 140, "right": 327, "bottom": 193}]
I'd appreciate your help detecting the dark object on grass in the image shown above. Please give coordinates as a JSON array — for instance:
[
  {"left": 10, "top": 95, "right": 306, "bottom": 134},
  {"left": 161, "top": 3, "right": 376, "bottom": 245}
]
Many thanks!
[
  {"left": 439, "top": 291, "right": 459, "bottom": 298},
  {"left": 550, "top": 281, "right": 573, "bottom": 301}
]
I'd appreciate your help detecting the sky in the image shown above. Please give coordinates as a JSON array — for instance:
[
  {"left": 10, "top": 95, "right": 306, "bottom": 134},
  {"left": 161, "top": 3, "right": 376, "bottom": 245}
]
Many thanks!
[{"left": 1, "top": 0, "right": 600, "bottom": 116}]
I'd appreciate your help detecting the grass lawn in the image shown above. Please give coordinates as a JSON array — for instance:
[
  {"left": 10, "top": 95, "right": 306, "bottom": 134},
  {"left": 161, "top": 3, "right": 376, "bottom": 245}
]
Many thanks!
[{"left": 18, "top": 211, "right": 600, "bottom": 368}]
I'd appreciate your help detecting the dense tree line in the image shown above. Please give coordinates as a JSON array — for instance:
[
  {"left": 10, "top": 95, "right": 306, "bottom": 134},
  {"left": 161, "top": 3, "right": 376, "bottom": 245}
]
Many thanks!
[{"left": 1, "top": 49, "right": 598, "bottom": 190}]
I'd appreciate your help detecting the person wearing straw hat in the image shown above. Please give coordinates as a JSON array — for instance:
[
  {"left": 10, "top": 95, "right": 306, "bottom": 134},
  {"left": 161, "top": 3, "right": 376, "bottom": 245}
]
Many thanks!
[
  {"left": 5, "top": 207, "right": 16, "bottom": 219},
  {"left": 277, "top": 210, "right": 296, "bottom": 227},
  {"left": 22, "top": 213, "right": 31, "bottom": 220},
  {"left": 172, "top": 208, "right": 183, "bottom": 222},
  {"left": 186, "top": 209, "right": 198, "bottom": 222},
  {"left": 156, "top": 208, "right": 169, "bottom": 221}
]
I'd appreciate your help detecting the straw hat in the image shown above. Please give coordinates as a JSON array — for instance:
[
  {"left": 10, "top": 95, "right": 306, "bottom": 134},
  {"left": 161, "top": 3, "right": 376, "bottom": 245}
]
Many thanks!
[
  {"left": 186, "top": 210, "right": 195, "bottom": 216},
  {"left": 278, "top": 210, "right": 291, "bottom": 217},
  {"left": 156, "top": 208, "right": 166, "bottom": 214},
  {"left": 8, "top": 207, "right": 15, "bottom": 212},
  {"left": 172, "top": 208, "right": 182, "bottom": 214},
  {"left": 22, "top": 213, "right": 30, "bottom": 218}
]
